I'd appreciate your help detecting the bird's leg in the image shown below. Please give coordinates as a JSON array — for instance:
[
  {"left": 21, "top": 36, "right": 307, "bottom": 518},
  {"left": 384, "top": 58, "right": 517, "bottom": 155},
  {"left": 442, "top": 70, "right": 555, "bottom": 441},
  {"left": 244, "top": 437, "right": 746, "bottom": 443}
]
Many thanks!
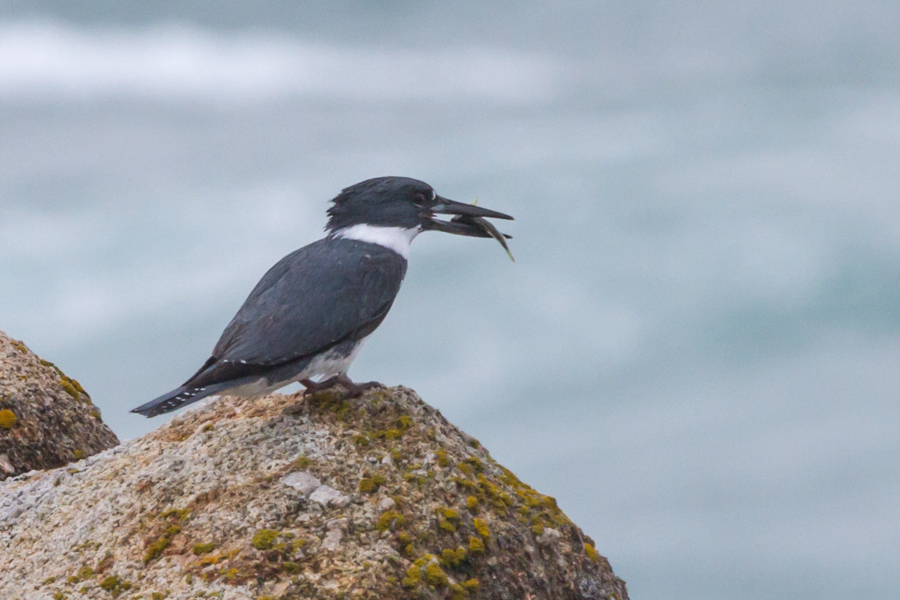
[
  {"left": 300, "top": 376, "right": 341, "bottom": 397},
  {"left": 336, "top": 374, "right": 384, "bottom": 398}
]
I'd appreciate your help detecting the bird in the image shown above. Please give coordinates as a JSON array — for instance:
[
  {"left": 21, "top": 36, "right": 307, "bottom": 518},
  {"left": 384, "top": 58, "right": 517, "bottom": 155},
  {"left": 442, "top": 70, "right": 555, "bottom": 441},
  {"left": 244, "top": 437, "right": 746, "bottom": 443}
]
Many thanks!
[{"left": 132, "top": 176, "right": 513, "bottom": 417}]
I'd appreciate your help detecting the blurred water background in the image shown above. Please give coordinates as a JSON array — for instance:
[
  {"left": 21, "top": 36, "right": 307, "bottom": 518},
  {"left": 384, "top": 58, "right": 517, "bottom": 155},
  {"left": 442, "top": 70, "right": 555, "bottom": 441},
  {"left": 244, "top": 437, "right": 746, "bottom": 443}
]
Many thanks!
[{"left": 2, "top": 2, "right": 899, "bottom": 598}]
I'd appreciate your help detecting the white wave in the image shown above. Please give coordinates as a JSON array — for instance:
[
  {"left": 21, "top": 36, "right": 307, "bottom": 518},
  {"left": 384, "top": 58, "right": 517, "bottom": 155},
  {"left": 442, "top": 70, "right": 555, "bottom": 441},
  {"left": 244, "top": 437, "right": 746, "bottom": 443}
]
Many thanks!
[{"left": 0, "top": 21, "right": 559, "bottom": 103}]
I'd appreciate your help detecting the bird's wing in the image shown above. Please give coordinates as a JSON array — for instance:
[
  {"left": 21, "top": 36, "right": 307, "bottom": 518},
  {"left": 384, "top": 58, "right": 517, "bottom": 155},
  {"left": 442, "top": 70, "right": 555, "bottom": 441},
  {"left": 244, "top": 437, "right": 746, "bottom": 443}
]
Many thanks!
[{"left": 185, "top": 238, "right": 407, "bottom": 387}]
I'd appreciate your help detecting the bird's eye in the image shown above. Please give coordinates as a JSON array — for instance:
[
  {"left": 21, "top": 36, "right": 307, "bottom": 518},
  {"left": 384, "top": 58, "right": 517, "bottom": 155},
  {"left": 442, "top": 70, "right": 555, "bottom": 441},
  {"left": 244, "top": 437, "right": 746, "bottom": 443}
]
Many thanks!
[{"left": 412, "top": 192, "right": 428, "bottom": 206}]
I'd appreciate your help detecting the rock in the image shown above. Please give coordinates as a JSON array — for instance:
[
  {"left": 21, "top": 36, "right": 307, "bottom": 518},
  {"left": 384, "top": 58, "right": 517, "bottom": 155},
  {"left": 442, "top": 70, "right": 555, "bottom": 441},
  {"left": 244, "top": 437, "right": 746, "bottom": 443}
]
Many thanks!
[
  {"left": 321, "top": 520, "right": 347, "bottom": 552},
  {"left": 310, "top": 484, "right": 351, "bottom": 508},
  {"left": 0, "top": 384, "right": 628, "bottom": 600},
  {"left": 326, "top": 518, "right": 349, "bottom": 532},
  {"left": 321, "top": 528, "right": 343, "bottom": 551},
  {"left": 538, "top": 526, "right": 563, "bottom": 545},
  {"left": 282, "top": 470, "right": 321, "bottom": 496},
  {"left": 0, "top": 331, "right": 119, "bottom": 480}
]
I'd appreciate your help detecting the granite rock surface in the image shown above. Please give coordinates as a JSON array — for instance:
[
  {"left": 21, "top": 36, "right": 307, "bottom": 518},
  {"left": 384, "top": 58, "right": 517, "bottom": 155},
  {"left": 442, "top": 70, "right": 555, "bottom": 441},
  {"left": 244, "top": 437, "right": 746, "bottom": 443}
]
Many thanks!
[
  {"left": 0, "top": 331, "right": 119, "bottom": 480},
  {"left": 0, "top": 383, "right": 628, "bottom": 600}
]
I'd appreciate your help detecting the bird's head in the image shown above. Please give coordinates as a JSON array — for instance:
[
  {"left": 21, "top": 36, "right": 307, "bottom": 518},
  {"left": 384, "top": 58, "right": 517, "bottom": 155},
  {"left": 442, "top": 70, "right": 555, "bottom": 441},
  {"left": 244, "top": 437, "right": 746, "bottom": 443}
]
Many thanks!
[{"left": 326, "top": 177, "right": 513, "bottom": 248}]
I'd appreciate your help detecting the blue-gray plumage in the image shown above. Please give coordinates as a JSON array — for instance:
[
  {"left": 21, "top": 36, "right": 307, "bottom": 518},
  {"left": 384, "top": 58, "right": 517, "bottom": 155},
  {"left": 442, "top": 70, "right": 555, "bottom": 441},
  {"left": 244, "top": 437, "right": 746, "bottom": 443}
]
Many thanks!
[{"left": 132, "top": 176, "right": 512, "bottom": 417}]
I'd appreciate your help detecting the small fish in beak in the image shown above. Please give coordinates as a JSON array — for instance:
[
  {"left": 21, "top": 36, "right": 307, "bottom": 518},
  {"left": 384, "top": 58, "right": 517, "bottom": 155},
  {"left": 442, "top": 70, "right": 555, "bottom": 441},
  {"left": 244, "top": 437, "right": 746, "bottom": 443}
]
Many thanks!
[
  {"left": 451, "top": 214, "right": 515, "bottom": 262},
  {"left": 422, "top": 195, "right": 514, "bottom": 261}
]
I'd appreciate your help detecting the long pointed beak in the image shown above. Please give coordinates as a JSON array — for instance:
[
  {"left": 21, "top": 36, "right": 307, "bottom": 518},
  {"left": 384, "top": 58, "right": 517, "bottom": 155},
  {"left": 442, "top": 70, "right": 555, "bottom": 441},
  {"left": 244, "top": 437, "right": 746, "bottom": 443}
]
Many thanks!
[
  {"left": 431, "top": 196, "right": 513, "bottom": 221},
  {"left": 423, "top": 196, "right": 514, "bottom": 237},
  {"left": 422, "top": 195, "right": 515, "bottom": 261}
]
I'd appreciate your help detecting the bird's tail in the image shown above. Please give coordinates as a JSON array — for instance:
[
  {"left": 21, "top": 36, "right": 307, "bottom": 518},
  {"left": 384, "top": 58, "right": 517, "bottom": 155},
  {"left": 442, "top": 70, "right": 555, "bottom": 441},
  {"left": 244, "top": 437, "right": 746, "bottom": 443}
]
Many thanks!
[{"left": 131, "top": 384, "right": 222, "bottom": 418}]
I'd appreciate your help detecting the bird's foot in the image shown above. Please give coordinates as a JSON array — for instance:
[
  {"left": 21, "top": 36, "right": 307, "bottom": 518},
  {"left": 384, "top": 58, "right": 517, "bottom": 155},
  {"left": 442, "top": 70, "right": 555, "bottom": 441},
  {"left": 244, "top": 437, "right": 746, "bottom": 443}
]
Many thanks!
[
  {"left": 336, "top": 374, "right": 384, "bottom": 399},
  {"left": 301, "top": 375, "right": 383, "bottom": 399},
  {"left": 300, "top": 376, "right": 340, "bottom": 397}
]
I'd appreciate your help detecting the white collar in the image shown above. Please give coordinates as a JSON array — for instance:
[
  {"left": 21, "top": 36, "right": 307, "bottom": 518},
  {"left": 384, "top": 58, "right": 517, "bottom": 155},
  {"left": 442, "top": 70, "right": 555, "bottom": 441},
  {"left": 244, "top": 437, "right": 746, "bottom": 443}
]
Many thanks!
[{"left": 332, "top": 224, "right": 420, "bottom": 259}]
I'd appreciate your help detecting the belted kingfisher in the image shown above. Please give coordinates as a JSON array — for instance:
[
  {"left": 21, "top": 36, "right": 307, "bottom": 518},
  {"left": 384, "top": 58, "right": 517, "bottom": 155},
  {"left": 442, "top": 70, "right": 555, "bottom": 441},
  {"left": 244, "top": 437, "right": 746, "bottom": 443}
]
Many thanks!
[{"left": 132, "top": 176, "right": 513, "bottom": 417}]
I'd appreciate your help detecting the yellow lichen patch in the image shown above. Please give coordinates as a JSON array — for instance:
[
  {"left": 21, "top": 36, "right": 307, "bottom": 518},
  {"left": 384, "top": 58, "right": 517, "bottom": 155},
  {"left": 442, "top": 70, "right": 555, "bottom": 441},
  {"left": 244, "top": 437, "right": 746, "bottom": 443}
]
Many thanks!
[
  {"left": 67, "top": 566, "right": 94, "bottom": 584},
  {"left": 476, "top": 474, "right": 511, "bottom": 510},
  {"left": 439, "top": 546, "right": 467, "bottom": 568},
  {"left": 449, "top": 578, "right": 480, "bottom": 600},
  {"left": 159, "top": 508, "right": 191, "bottom": 522},
  {"left": 192, "top": 543, "right": 216, "bottom": 555},
  {"left": 401, "top": 564, "right": 422, "bottom": 588},
  {"left": 468, "top": 536, "right": 484, "bottom": 555},
  {"left": 436, "top": 506, "right": 461, "bottom": 533},
  {"left": 359, "top": 472, "right": 386, "bottom": 493},
  {"left": 59, "top": 377, "right": 81, "bottom": 402},
  {"left": 584, "top": 542, "right": 600, "bottom": 562},
  {"left": 0, "top": 409, "right": 16, "bottom": 429},
  {"left": 250, "top": 529, "right": 280, "bottom": 550},
  {"left": 462, "top": 578, "right": 480, "bottom": 592},
  {"left": 73, "top": 449, "right": 85, "bottom": 460},
  {"left": 143, "top": 511, "right": 187, "bottom": 564},
  {"left": 439, "top": 520, "right": 457, "bottom": 533},
  {"left": 456, "top": 462, "right": 474, "bottom": 476},
  {"left": 451, "top": 476, "right": 476, "bottom": 492},
  {"left": 435, "top": 449, "right": 450, "bottom": 467},
  {"left": 376, "top": 510, "right": 406, "bottom": 532},
  {"left": 466, "top": 496, "right": 479, "bottom": 511},
  {"left": 424, "top": 562, "right": 449, "bottom": 587},
  {"left": 99, "top": 574, "right": 132, "bottom": 596},
  {"left": 437, "top": 507, "right": 459, "bottom": 520},
  {"left": 395, "top": 531, "right": 414, "bottom": 556},
  {"left": 376, "top": 428, "right": 403, "bottom": 440},
  {"left": 143, "top": 536, "right": 173, "bottom": 564},
  {"left": 473, "top": 518, "right": 490, "bottom": 538}
]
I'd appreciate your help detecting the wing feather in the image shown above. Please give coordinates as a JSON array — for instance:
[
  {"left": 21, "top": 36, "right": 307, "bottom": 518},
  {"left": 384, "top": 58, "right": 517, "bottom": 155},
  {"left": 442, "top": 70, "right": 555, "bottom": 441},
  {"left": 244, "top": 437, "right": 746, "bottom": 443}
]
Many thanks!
[{"left": 184, "top": 238, "right": 406, "bottom": 388}]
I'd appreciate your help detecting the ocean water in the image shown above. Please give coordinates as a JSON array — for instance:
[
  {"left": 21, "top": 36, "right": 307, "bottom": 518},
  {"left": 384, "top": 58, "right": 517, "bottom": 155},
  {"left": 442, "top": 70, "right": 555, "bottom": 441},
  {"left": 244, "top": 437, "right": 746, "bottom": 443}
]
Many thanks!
[{"left": 2, "top": 2, "right": 899, "bottom": 598}]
